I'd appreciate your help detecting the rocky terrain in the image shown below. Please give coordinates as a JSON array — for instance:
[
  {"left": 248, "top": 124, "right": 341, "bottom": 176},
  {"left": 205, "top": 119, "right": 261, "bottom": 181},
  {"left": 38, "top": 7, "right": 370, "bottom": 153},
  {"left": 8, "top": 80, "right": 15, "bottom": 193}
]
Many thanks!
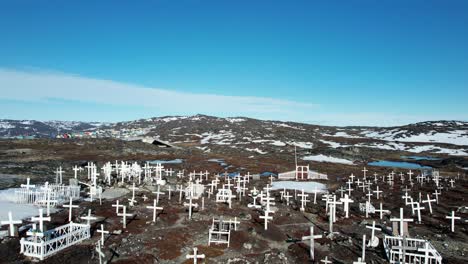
[{"left": 0, "top": 115, "right": 467, "bottom": 263}]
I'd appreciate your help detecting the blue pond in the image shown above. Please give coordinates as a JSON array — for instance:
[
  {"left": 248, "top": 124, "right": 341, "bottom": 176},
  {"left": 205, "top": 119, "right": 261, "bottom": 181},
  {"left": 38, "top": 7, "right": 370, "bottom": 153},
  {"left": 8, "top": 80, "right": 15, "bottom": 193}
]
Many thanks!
[
  {"left": 149, "top": 159, "right": 183, "bottom": 164},
  {"left": 400, "top": 155, "right": 441, "bottom": 161},
  {"left": 368, "top": 160, "right": 432, "bottom": 169},
  {"left": 260, "top": 172, "right": 278, "bottom": 177}
]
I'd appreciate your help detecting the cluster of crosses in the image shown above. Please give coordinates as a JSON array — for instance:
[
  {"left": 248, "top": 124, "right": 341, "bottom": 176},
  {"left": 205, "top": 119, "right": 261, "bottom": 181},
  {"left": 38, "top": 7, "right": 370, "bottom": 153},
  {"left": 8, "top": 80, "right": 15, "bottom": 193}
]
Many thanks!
[{"left": 2, "top": 161, "right": 467, "bottom": 263}]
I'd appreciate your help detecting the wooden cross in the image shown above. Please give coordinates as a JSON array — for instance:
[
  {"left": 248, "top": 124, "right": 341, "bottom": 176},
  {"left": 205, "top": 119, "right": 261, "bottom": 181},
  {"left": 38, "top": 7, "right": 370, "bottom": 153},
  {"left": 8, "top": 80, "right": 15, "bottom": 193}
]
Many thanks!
[
  {"left": 365, "top": 221, "right": 381, "bottom": 247},
  {"left": 186, "top": 247, "right": 205, "bottom": 264},
  {"left": 81, "top": 209, "right": 97, "bottom": 225},
  {"left": 422, "top": 194, "right": 436, "bottom": 214},
  {"left": 445, "top": 211, "right": 460, "bottom": 232},
  {"left": 1, "top": 211, "right": 21, "bottom": 236},
  {"left": 259, "top": 210, "right": 273, "bottom": 230},
  {"left": 390, "top": 208, "right": 413, "bottom": 236},
  {"left": 152, "top": 185, "right": 165, "bottom": 204},
  {"left": 146, "top": 199, "right": 163, "bottom": 222},
  {"left": 95, "top": 242, "right": 106, "bottom": 264},
  {"left": 117, "top": 206, "right": 133, "bottom": 228},
  {"left": 21, "top": 177, "right": 35, "bottom": 190},
  {"left": 112, "top": 200, "right": 123, "bottom": 214},
  {"left": 63, "top": 197, "right": 79, "bottom": 222},
  {"left": 31, "top": 208, "right": 51, "bottom": 232},
  {"left": 301, "top": 226, "right": 322, "bottom": 260},
  {"left": 340, "top": 194, "right": 353, "bottom": 218},
  {"left": 97, "top": 224, "right": 109, "bottom": 246}
]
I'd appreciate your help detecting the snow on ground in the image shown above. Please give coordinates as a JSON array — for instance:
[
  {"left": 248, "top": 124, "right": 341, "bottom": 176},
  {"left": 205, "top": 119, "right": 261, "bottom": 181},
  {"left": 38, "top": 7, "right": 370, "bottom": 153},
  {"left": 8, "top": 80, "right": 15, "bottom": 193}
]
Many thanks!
[
  {"left": 270, "top": 140, "right": 286, "bottom": 147},
  {"left": 357, "top": 142, "right": 467, "bottom": 156},
  {"left": 271, "top": 181, "right": 327, "bottom": 193},
  {"left": 245, "top": 148, "right": 267, "bottom": 154},
  {"left": 288, "top": 141, "right": 313, "bottom": 149},
  {"left": 160, "top": 116, "right": 188, "bottom": 122},
  {"left": 357, "top": 142, "right": 407, "bottom": 151},
  {"left": 200, "top": 130, "right": 235, "bottom": 144},
  {"left": 319, "top": 139, "right": 348, "bottom": 148},
  {"left": 226, "top": 118, "right": 246, "bottom": 123},
  {"left": 0, "top": 188, "right": 41, "bottom": 221},
  {"left": 303, "top": 154, "right": 354, "bottom": 165},
  {"left": 361, "top": 129, "right": 468, "bottom": 146},
  {"left": 331, "top": 131, "right": 363, "bottom": 138}
]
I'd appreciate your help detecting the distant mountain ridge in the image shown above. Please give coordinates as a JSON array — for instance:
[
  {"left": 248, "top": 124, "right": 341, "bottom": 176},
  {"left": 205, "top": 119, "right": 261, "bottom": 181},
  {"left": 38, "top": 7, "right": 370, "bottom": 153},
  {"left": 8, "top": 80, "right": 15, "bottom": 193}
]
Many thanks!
[{"left": 0, "top": 116, "right": 467, "bottom": 157}]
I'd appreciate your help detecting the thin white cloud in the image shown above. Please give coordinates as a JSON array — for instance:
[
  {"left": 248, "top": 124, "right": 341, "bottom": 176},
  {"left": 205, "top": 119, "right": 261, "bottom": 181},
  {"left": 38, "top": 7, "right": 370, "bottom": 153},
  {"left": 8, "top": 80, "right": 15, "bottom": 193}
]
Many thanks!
[{"left": 0, "top": 68, "right": 318, "bottom": 119}]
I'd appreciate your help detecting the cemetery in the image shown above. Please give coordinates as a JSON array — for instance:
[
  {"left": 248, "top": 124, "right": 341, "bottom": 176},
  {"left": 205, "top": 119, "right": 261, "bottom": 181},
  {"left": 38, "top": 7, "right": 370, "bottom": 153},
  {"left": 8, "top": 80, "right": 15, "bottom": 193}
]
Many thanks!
[
  {"left": 0, "top": 119, "right": 467, "bottom": 264},
  {"left": 0, "top": 147, "right": 467, "bottom": 264}
]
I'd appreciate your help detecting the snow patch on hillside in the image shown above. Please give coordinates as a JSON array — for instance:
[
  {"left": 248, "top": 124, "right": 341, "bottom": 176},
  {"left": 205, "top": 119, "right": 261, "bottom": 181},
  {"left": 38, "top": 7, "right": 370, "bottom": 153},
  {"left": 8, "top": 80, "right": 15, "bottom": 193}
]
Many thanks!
[{"left": 303, "top": 154, "right": 354, "bottom": 165}]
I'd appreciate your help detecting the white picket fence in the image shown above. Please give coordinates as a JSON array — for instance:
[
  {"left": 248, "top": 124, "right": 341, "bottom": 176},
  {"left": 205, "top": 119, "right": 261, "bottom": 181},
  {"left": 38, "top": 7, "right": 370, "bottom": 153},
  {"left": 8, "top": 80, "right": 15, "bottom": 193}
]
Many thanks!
[
  {"left": 14, "top": 184, "right": 80, "bottom": 205},
  {"left": 278, "top": 170, "right": 328, "bottom": 180},
  {"left": 383, "top": 235, "right": 442, "bottom": 264},
  {"left": 20, "top": 222, "right": 90, "bottom": 260}
]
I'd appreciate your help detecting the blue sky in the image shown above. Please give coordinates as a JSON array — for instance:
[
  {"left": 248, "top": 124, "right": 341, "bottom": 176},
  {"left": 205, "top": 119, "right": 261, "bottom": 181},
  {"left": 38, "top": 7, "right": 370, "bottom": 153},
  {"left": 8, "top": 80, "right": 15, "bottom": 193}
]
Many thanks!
[{"left": 0, "top": 1, "right": 467, "bottom": 126}]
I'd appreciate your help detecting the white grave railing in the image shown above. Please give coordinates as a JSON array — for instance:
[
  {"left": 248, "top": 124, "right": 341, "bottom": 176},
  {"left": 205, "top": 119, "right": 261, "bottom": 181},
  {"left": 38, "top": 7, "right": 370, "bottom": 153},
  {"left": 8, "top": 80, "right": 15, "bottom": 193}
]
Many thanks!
[
  {"left": 278, "top": 170, "right": 328, "bottom": 180},
  {"left": 20, "top": 222, "right": 90, "bottom": 260},
  {"left": 383, "top": 235, "right": 442, "bottom": 264},
  {"left": 14, "top": 184, "right": 80, "bottom": 205}
]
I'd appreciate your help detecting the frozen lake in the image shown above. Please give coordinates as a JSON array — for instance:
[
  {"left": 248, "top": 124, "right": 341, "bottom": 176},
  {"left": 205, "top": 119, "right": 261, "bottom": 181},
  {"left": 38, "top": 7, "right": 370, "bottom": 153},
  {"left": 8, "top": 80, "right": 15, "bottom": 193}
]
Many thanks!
[{"left": 368, "top": 160, "right": 432, "bottom": 169}]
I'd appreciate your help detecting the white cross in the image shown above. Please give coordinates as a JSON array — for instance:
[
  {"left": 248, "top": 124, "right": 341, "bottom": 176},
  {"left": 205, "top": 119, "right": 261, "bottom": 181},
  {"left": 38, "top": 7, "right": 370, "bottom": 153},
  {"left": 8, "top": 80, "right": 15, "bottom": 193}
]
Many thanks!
[
  {"left": 449, "top": 178, "right": 455, "bottom": 188},
  {"left": 153, "top": 185, "right": 165, "bottom": 204},
  {"left": 283, "top": 191, "right": 292, "bottom": 206},
  {"left": 97, "top": 224, "right": 109, "bottom": 246},
  {"left": 432, "top": 189, "right": 441, "bottom": 204},
  {"left": 73, "top": 165, "right": 80, "bottom": 179},
  {"left": 117, "top": 205, "right": 133, "bottom": 228},
  {"left": 340, "top": 194, "right": 354, "bottom": 218},
  {"left": 374, "top": 203, "right": 387, "bottom": 220},
  {"left": 321, "top": 256, "right": 332, "bottom": 263},
  {"left": 407, "top": 170, "right": 413, "bottom": 181},
  {"left": 445, "top": 210, "right": 460, "bottom": 232},
  {"left": 184, "top": 195, "right": 198, "bottom": 220},
  {"left": 362, "top": 167, "right": 368, "bottom": 178},
  {"left": 301, "top": 226, "right": 322, "bottom": 260},
  {"left": 186, "top": 247, "right": 205, "bottom": 264},
  {"left": 21, "top": 177, "right": 35, "bottom": 190},
  {"left": 95, "top": 242, "right": 106, "bottom": 264},
  {"left": 373, "top": 186, "right": 382, "bottom": 199},
  {"left": 112, "top": 200, "right": 123, "bottom": 214},
  {"left": 1, "top": 211, "right": 21, "bottom": 236},
  {"left": 413, "top": 202, "right": 424, "bottom": 223},
  {"left": 422, "top": 194, "right": 436, "bottom": 214},
  {"left": 390, "top": 208, "right": 413, "bottom": 237},
  {"left": 31, "top": 208, "right": 51, "bottom": 232},
  {"left": 365, "top": 221, "right": 381, "bottom": 247},
  {"left": 146, "top": 199, "right": 163, "bottom": 222},
  {"left": 56, "top": 166, "right": 64, "bottom": 185},
  {"left": 80, "top": 209, "right": 97, "bottom": 225},
  {"left": 63, "top": 197, "right": 79, "bottom": 222},
  {"left": 259, "top": 210, "right": 273, "bottom": 230},
  {"left": 298, "top": 189, "right": 309, "bottom": 212}
]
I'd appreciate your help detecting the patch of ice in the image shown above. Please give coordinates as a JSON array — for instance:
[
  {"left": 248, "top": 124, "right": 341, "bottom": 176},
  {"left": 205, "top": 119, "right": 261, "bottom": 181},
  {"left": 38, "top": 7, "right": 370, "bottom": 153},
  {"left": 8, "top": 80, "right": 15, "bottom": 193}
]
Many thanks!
[
  {"left": 271, "top": 181, "right": 327, "bottom": 193},
  {"left": 0, "top": 189, "right": 42, "bottom": 221},
  {"left": 303, "top": 154, "right": 354, "bottom": 165}
]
